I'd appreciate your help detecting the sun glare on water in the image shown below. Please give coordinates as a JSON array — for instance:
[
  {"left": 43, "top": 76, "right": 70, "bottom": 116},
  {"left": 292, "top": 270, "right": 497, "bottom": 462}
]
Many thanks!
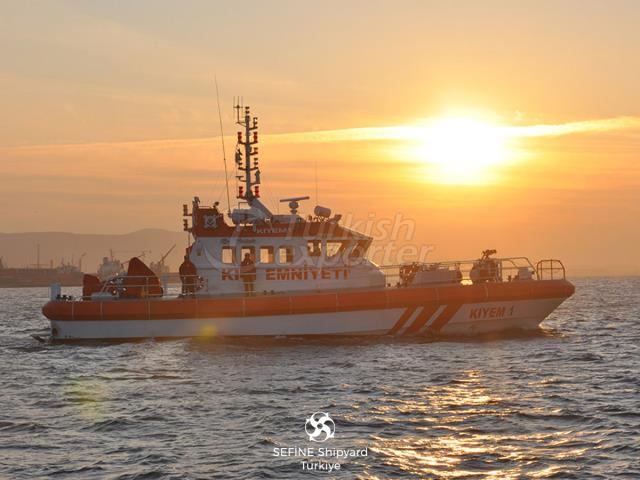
[{"left": 412, "top": 116, "right": 510, "bottom": 185}]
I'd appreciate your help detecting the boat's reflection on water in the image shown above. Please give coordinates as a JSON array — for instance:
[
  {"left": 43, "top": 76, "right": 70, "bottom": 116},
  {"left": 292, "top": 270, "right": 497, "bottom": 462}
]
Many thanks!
[{"left": 365, "top": 369, "right": 584, "bottom": 479}]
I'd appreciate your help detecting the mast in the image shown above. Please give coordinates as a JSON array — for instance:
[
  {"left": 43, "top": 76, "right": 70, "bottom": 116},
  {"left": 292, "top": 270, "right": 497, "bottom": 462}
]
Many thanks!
[{"left": 234, "top": 101, "right": 260, "bottom": 206}]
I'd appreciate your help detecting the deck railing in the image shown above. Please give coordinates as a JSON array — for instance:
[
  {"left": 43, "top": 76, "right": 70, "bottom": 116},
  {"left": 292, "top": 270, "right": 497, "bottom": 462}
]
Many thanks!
[
  {"left": 378, "top": 256, "right": 539, "bottom": 287},
  {"left": 92, "top": 274, "right": 204, "bottom": 299},
  {"left": 66, "top": 255, "right": 566, "bottom": 301},
  {"left": 535, "top": 259, "right": 566, "bottom": 280}
]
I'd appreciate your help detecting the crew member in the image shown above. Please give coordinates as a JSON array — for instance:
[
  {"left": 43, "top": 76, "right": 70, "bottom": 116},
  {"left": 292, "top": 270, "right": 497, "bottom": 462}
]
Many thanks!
[
  {"left": 179, "top": 254, "right": 197, "bottom": 297},
  {"left": 240, "top": 252, "right": 256, "bottom": 296}
]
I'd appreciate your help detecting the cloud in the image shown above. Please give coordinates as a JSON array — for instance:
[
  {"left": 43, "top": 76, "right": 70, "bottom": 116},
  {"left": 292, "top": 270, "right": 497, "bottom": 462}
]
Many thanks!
[
  {"left": 2, "top": 116, "right": 639, "bottom": 155},
  {"left": 503, "top": 116, "right": 640, "bottom": 138},
  {"left": 265, "top": 116, "right": 640, "bottom": 144}
]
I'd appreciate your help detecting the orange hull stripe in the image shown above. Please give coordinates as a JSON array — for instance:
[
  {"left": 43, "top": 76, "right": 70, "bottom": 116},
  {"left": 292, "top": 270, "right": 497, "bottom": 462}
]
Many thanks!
[
  {"left": 403, "top": 304, "right": 440, "bottom": 336},
  {"left": 387, "top": 307, "right": 417, "bottom": 335},
  {"left": 429, "top": 303, "right": 463, "bottom": 333}
]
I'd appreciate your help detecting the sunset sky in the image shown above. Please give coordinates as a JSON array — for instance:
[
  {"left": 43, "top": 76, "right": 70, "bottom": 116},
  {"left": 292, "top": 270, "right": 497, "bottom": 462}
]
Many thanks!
[{"left": 1, "top": 0, "right": 639, "bottom": 275}]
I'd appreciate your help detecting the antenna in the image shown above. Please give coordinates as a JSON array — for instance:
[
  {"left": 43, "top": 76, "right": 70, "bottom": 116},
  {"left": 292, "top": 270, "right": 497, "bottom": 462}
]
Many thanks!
[
  {"left": 215, "top": 76, "right": 232, "bottom": 215},
  {"left": 234, "top": 99, "right": 260, "bottom": 205},
  {"left": 315, "top": 157, "right": 319, "bottom": 205},
  {"left": 280, "top": 196, "right": 310, "bottom": 215}
]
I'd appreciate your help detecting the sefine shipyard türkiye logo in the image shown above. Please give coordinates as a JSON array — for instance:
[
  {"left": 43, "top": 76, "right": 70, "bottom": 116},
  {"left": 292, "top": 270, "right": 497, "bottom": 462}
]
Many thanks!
[
  {"left": 305, "top": 412, "right": 335, "bottom": 442},
  {"left": 272, "top": 411, "right": 367, "bottom": 473}
]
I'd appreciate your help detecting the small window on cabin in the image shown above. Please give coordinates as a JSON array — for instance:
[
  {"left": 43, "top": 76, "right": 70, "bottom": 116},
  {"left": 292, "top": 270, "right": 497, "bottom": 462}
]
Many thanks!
[
  {"left": 349, "top": 241, "right": 367, "bottom": 260},
  {"left": 240, "top": 246, "right": 255, "bottom": 263},
  {"left": 279, "top": 246, "right": 294, "bottom": 264},
  {"left": 260, "top": 246, "right": 274, "bottom": 263},
  {"left": 221, "top": 246, "right": 235, "bottom": 264},
  {"left": 307, "top": 241, "right": 322, "bottom": 258},
  {"left": 326, "top": 241, "right": 345, "bottom": 258}
]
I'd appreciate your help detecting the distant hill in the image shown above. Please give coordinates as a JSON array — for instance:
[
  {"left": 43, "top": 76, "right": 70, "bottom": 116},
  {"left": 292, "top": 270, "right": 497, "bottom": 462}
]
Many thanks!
[{"left": 0, "top": 229, "right": 186, "bottom": 273}]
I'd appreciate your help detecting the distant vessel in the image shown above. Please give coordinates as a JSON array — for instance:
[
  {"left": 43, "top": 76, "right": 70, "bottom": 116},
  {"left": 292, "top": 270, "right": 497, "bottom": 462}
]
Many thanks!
[
  {"left": 96, "top": 250, "right": 125, "bottom": 281},
  {"left": 1, "top": 257, "right": 83, "bottom": 288},
  {"left": 42, "top": 103, "right": 574, "bottom": 340}
]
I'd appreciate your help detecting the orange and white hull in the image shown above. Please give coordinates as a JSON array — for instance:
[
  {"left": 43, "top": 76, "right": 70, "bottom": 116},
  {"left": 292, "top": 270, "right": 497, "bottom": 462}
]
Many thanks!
[{"left": 42, "top": 280, "right": 574, "bottom": 341}]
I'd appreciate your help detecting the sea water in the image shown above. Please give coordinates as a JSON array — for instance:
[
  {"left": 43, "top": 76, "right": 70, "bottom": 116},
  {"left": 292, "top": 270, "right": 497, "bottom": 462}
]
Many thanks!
[{"left": 0, "top": 277, "right": 638, "bottom": 478}]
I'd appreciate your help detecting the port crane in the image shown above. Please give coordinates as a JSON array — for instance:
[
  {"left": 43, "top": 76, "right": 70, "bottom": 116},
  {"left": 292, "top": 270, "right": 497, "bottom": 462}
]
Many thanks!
[{"left": 150, "top": 244, "right": 176, "bottom": 276}]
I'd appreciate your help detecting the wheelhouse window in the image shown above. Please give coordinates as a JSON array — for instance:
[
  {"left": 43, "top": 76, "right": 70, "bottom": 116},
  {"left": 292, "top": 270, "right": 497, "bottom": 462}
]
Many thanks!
[
  {"left": 326, "top": 241, "right": 346, "bottom": 258},
  {"left": 221, "top": 246, "right": 235, "bottom": 264},
  {"left": 307, "top": 240, "right": 322, "bottom": 258},
  {"left": 241, "top": 246, "right": 255, "bottom": 262},
  {"left": 348, "top": 240, "right": 368, "bottom": 263},
  {"left": 260, "top": 246, "right": 275, "bottom": 263},
  {"left": 278, "top": 246, "right": 294, "bottom": 264}
]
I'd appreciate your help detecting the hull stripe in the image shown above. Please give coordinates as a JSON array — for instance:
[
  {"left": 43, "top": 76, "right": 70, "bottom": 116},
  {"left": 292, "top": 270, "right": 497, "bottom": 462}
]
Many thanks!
[
  {"left": 417, "top": 304, "right": 448, "bottom": 335},
  {"left": 49, "top": 298, "right": 567, "bottom": 340},
  {"left": 388, "top": 306, "right": 418, "bottom": 335},
  {"left": 43, "top": 280, "right": 575, "bottom": 322},
  {"left": 395, "top": 306, "right": 424, "bottom": 336},
  {"left": 403, "top": 304, "right": 441, "bottom": 336},
  {"left": 428, "top": 303, "right": 463, "bottom": 333}
]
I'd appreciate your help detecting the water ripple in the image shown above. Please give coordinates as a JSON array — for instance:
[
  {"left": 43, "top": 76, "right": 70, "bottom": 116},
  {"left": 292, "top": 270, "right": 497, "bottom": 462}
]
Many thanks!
[{"left": 0, "top": 279, "right": 639, "bottom": 478}]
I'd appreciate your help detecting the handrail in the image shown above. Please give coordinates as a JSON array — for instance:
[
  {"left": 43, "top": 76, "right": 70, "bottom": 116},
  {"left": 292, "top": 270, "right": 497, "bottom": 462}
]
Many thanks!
[
  {"left": 378, "top": 256, "right": 538, "bottom": 286},
  {"left": 88, "top": 256, "right": 553, "bottom": 300},
  {"left": 536, "top": 259, "right": 566, "bottom": 280},
  {"left": 96, "top": 274, "right": 204, "bottom": 299}
]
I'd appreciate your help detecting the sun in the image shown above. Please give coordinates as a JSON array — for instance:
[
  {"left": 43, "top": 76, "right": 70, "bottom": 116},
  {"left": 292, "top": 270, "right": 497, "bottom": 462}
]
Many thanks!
[{"left": 414, "top": 116, "right": 509, "bottom": 184}]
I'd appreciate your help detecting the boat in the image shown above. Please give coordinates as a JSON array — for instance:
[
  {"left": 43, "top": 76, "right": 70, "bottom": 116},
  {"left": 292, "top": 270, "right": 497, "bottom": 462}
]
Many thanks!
[
  {"left": 1, "top": 257, "right": 84, "bottom": 288},
  {"left": 96, "top": 250, "right": 126, "bottom": 281},
  {"left": 41, "top": 103, "right": 574, "bottom": 341}
]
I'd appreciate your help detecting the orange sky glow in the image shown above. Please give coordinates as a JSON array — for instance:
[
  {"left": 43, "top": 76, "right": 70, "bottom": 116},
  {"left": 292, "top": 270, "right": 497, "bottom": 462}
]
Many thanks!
[{"left": 1, "top": 1, "right": 639, "bottom": 275}]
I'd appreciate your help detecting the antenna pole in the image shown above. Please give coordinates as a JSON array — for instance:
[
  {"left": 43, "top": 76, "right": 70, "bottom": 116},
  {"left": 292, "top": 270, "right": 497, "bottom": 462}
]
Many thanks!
[
  {"left": 244, "top": 107, "right": 252, "bottom": 202},
  {"left": 234, "top": 100, "right": 260, "bottom": 206},
  {"left": 315, "top": 157, "right": 319, "bottom": 205},
  {"left": 215, "top": 76, "right": 232, "bottom": 215}
]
